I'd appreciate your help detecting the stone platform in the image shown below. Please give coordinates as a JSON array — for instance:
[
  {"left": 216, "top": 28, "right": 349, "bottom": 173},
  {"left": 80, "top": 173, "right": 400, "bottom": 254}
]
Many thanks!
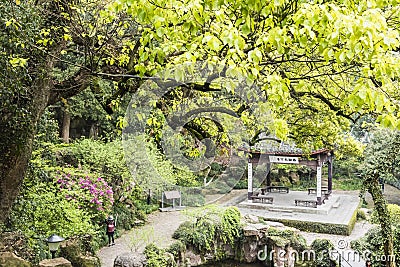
[{"left": 237, "top": 190, "right": 360, "bottom": 235}]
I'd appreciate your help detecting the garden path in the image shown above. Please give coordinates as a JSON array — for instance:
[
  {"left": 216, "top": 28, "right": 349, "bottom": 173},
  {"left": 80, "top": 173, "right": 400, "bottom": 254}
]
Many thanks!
[{"left": 97, "top": 211, "right": 187, "bottom": 267}]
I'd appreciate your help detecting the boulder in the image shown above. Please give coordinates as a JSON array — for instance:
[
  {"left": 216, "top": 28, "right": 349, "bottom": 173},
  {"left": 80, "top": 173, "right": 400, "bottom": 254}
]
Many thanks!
[
  {"left": 271, "top": 245, "right": 295, "bottom": 267},
  {"left": 0, "top": 232, "right": 35, "bottom": 262},
  {"left": 253, "top": 223, "right": 270, "bottom": 232},
  {"left": 242, "top": 225, "right": 259, "bottom": 237},
  {"left": 77, "top": 255, "right": 100, "bottom": 267},
  {"left": 241, "top": 238, "right": 260, "bottom": 263},
  {"left": 39, "top": 257, "right": 72, "bottom": 267},
  {"left": 0, "top": 251, "right": 31, "bottom": 267},
  {"left": 263, "top": 221, "right": 284, "bottom": 228},
  {"left": 243, "top": 214, "right": 259, "bottom": 224},
  {"left": 113, "top": 252, "right": 147, "bottom": 267},
  {"left": 183, "top": 250, "right": 203, "bottom": 266},
  {"left": 59, "top": 236, "right": 100, "bottom": 267}
]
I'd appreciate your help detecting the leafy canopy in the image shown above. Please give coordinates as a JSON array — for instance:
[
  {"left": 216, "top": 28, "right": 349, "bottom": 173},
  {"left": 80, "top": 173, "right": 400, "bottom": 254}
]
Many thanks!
[{"left": 104, "top": 0, "right": 400, "bottom": 153}]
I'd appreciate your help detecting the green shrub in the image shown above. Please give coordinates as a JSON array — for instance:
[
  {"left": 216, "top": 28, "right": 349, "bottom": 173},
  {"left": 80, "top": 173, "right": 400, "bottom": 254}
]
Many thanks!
[
  {"left": 233, "top": 178, "right": 247, "bottom": 189},
  {"left": 9, "top": 169, "right": 100, "bottom": 263},
  {"left": 174, "top": 206, "right": 242, "bottom": 253},
  {"left": 357, "top": 209, "right": 367, "bottom": 220},
  {"left": 267, "top": 227, "right": 307, "bottom": 251},
  {"left": 310, "top": 239, "right": 337, "bottom": 267},
  {"left": 8, "top": 138, "right": 154, "bottom": 262},
  {"left": 263, "top": 218, "right": 352, "bottom": 236},
  {"left": 10, "top": 176, "right": 97, "bottom": 239},
  {"left": 370, "top": 204, "right": 400, "bottom": 224},
  {"left": 166, "top": 241, "right": 186, "bottom": 261},
  {"left": 144, "top": 243, "right": 176, "bottom": 267},
  {"left": 351, "top": 224, "right": 400, "bottom": 267}
]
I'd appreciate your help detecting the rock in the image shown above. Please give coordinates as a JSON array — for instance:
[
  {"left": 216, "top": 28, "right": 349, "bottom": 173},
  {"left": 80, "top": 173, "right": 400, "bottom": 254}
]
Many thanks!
[
  {"left": 252, "top": 223, "right": 270, "bottom": 232},
  {"left": 113, "top": 252, "right": 147, "bottom": 267},
  {"left": 263, "top": 221, "right": 284, "bottom": 227},
  {"left": 0, "top": 232, "right": 35, "bottom": 261},
  {"left": 243, "top": 214, "right": 259, "bottom": 224},
  {"left": 271, "top": 245, "right": 295, "bottom": 267},
  {"left": 242, "top": 239, "right": 260, "bottom": 263},
  {"left": 184, "top": 250, "right": 203, "bottom": 266},
  {"left": 39, "top": 257, "right": 72, "bottom": 267},
  {"left": 77, "top": 255, "right": 100, "bottom": 267},
  {"left": 243, "top": 225, "right": 259, "bottom": 236},
  {"left": 59, "top": 236, "right": 100, "bottom": 266},
  {"left": 0, "top": 252, "right": 31, "bottom": 267}
]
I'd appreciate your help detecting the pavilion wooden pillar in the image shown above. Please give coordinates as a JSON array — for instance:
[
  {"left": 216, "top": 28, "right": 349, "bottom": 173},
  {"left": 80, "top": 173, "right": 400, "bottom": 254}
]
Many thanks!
[
  {"left": 266, "top": 163, "right": 271, "bottom": 186},
  {"left": 316, "top": 153, "right": 323, "bottom": 205},
  {"left": 248, "top": 159, "right": 253, "bottom": 200},
  {"left": 327, "top": 153, "right": 333, "bottom": 192}
]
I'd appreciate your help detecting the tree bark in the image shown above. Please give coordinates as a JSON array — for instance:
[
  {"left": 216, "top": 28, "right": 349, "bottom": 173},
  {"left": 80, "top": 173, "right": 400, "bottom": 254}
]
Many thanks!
[
  {"left": 89, "top": 123, "right": 98, "bottom": 139},
  {"left": 61, "top": 110, "right": 71, "bottom": 143},
  {"left": 0, "top": 70, "right": 52, "bottom": 223},
  {"left": 367, "top": 178, "right": 396, "bottom": 267}
]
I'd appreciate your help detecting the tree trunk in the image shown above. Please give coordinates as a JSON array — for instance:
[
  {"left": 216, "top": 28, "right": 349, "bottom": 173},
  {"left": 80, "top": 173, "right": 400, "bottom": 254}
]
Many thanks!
[
  {"left": 0, "top": 79, "right": 51, "bottom": 223},
  {"left": 367, "top": 178, "right": 396, "bottom": 267},
  {"left": 89, "top": 123, "right": 98, "bottom": 139},
  {"left": 61, "top": 110, "right": 71, "bottom": 143}
]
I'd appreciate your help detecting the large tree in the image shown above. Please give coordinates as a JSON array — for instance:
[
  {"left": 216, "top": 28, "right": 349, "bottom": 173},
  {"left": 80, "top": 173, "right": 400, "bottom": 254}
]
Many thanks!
[
  {"left": 1, "top": 0, "right": 399, "bottom": 265},
  {"left": 0, "top": 0, "right": 140, "bottom": 222}
]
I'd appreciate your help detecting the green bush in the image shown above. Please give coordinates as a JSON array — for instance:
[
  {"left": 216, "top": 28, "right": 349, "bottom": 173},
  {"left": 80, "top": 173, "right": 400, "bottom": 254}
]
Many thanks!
[
  {"left": 10, "top": 171, "right": 97, "bottom": 239},
  {"left": 310, "top": 239, "right": 337, "bottom": 267},
  {"left": 9, "top": 169, "right": 100, "bottom": 263},
  {"left": 8, "top": 137, "right": 153, "bottom": 262},
  {"left": 351, "top": 224, "right": 400, "bottom": 267},
  {"left": 357, "top": 209, "right": 367, "bottom": 220},
  {"left": 233, "top": 178, "right": 247, "bottom": 189},
  {"left": 261, "top": 217, "right": 353, "bottom": 236},
  {"left": 174, "top": 206, "right": 242, "bottom": 253},
  {"left": 166, "top": 240, "right": 186, "bottom": 262},
  {"left": 144, "top": 243, "right": 176, "bottom": 267},
  {"left": 267, "top": 227, "right": 307, "bottom": 251},
  {"left": 370, "top": 204, "right": 400, "bottom": 224}
]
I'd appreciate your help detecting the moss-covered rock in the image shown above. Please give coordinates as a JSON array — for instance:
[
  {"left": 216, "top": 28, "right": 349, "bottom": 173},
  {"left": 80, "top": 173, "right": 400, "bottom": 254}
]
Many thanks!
[
  {"left": 0, "top": 252, "right": 32, "bottom": 267},
  {"left": 59, "top": 236, "right": 100, "bottom": 267},
  {"left": 171, "top": 207, "right": 309, "bottom": 266}
]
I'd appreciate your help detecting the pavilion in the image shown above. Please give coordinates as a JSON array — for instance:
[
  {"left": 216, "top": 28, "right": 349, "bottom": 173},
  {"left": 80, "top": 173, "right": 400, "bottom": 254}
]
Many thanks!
[
  {"left": 241, "top": 142, "right": 334, "bottom": 206},
  {"left": 235, "top": 140, "right": 360, "bottom": 236}
]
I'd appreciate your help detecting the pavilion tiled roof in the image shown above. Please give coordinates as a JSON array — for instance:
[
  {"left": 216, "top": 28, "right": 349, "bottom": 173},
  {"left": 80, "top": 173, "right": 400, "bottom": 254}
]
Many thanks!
[{"left": 239, "top": 142, "right": 330, "bottom": 157}]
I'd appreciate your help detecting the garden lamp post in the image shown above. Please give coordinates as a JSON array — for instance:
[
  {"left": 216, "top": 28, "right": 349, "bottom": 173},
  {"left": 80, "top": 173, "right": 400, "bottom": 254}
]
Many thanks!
[{"left": 46, "top": 234, "right": 64, "bottom": 259}]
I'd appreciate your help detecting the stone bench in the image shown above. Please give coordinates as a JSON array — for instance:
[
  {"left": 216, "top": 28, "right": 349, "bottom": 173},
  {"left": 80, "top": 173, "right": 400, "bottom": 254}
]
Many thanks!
[
  {"left": 295, "top": 199, "right": 318, "bottom": 208},
  {"left": 251, "top": 195, "right": 273, "bottom": 204},
  {"left": 308, "top": 188, "right": 330, "bottom": 195},
  {"left": 266, "top": 186, "right": 289, "bottom": 193}
]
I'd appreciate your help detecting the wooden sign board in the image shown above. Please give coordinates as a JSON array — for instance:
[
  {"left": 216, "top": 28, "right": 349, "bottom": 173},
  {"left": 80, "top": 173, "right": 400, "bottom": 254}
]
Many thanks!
[
  {"left": 164, "top": 191, "right": 181, "bottom": 199},
  {"left": 269, "top": 156, "right": 299, "bottom": 164}
]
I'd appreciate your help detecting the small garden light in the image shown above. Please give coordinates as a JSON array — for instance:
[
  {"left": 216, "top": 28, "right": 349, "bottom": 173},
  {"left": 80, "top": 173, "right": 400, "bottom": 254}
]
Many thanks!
[{"left": 46, "top": 234, "right": 64, "bottom": 259}]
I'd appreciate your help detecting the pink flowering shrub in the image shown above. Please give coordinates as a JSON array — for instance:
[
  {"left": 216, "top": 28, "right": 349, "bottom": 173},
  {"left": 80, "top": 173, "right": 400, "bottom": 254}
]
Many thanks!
[{"left": 56, "top": 172, "right": 114, "bottom": 219}]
